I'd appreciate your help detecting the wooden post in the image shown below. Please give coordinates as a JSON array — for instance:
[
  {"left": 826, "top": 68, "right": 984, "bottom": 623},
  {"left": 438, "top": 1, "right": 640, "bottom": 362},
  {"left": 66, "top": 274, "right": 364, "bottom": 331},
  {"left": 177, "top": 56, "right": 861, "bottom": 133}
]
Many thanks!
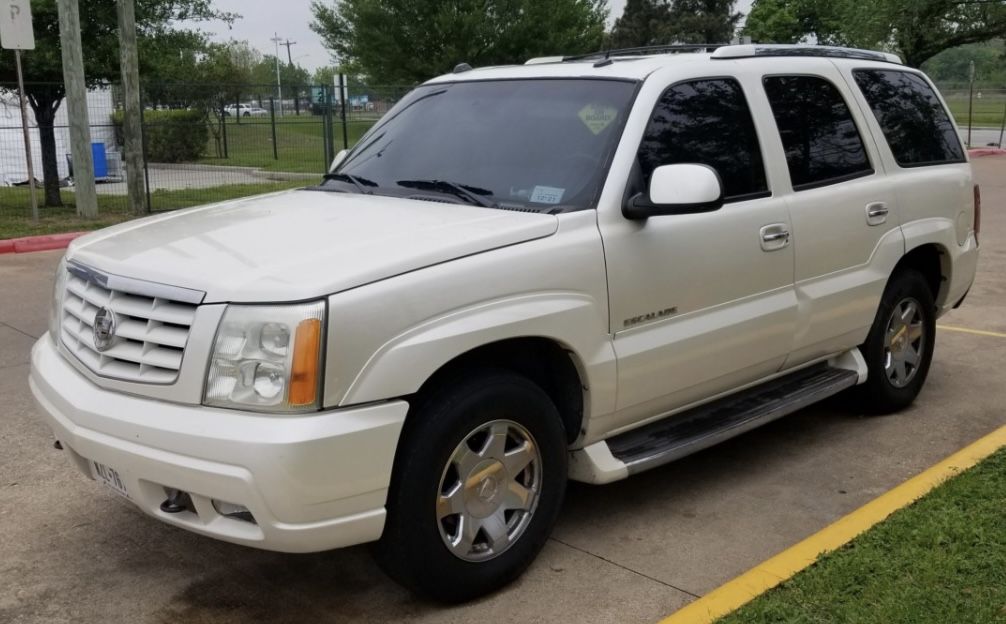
[
  {"left": 56, "top": 0, "right": 97, "bottom": 218},
  {"left": 116, "top": 0, "right": 147, "bottom": 215}
]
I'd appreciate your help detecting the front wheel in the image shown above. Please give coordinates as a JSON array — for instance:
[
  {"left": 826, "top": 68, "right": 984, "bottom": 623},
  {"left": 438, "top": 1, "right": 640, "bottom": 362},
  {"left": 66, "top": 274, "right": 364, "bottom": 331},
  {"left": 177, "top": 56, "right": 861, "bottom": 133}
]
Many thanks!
[
  {"left": 375, "top": 370, "right": 568, "bottom": 602},
  {"left": 857, "top": 269, "right": 936, "bottom": 414}
]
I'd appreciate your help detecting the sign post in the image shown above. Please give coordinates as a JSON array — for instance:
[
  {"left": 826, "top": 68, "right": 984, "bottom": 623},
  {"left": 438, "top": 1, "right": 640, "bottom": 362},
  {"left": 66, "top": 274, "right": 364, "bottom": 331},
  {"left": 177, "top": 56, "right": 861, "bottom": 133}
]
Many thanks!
[{"left": 1, "top": 0, "right": 38, "bottom": 222}]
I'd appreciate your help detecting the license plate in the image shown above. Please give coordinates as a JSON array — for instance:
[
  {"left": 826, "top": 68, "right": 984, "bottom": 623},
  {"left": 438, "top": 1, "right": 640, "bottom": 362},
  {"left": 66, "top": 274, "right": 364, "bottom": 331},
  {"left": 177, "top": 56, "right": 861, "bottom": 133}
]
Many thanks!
[{"left": 90, "top": 460, "right": 129, "bottom": 499}]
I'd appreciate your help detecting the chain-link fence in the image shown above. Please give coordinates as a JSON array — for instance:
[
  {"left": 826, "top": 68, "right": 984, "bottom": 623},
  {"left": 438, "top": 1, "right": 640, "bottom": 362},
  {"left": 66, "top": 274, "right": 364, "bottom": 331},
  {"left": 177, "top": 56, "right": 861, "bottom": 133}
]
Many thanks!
[{"left": 0, "top": 79, "right": 412, "bottom": 238}]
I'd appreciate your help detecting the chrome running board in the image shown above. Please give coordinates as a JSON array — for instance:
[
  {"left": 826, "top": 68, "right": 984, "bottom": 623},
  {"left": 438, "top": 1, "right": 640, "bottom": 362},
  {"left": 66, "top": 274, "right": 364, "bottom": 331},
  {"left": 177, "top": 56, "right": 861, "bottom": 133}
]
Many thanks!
[{"left": 608, "top": 364, "right": 859, "bottom": 475}]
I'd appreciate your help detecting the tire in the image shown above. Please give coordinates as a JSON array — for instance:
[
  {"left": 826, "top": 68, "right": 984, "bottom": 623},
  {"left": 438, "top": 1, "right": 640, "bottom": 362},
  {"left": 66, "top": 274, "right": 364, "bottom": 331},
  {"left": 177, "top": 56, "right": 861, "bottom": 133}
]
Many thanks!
[
  {"left": 375, "top": 370, "right": 568, "bottom": 602},
  {"left": 857, "top": 269, "right": 937, "bottom": 414},
  {"left": 242, "top": 111, "right": 251, "bottom": 117}
]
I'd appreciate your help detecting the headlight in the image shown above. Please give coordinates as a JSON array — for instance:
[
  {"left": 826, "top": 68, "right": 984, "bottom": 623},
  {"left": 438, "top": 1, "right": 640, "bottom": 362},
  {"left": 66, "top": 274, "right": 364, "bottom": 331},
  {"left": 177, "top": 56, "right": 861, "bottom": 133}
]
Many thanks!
[
  {"left": 49, "top": 257, "right": 68, "bottom": 343},
  {"left": 204, "top": 301, "right": 325, "bottom": 413}
]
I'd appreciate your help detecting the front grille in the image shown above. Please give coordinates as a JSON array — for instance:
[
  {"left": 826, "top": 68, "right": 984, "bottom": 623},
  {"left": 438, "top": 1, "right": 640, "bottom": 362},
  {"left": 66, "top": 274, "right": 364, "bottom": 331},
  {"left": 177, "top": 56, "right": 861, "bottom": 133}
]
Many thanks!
[{"left": 59, "top": 267, "right": 199, "bottom": 384}]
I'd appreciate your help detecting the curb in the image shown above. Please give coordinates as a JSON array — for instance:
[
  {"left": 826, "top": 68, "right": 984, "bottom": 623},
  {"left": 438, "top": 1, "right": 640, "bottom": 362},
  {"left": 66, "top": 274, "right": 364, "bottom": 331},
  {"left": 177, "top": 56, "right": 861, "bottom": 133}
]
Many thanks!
[
  {"left": 0, "top": 231, "right": 87, "bottom": 256},
  {"left": 969, "top": 148, "right": 1006, "bottom": 158},
  {"left": 658, "top": 421, "right": 1006, "bottom": 624}
]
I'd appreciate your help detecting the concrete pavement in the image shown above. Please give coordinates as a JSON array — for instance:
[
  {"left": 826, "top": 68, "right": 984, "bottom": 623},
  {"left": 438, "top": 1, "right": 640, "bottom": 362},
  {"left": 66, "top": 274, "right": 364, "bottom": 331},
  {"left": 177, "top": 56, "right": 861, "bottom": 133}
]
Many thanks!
[{"left": 1, "top": 158, "right": 1004, "bottom": 623}]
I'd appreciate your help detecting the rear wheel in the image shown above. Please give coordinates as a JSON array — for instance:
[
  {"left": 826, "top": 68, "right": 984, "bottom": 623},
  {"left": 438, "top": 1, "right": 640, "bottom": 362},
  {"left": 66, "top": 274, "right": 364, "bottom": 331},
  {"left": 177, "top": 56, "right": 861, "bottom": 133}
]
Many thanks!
[
  {"left": 375, "top": 370, "right": 567, "bottom": 602},
  {"left": 858, "top": 270, "right": 936, "bottom": 414}
]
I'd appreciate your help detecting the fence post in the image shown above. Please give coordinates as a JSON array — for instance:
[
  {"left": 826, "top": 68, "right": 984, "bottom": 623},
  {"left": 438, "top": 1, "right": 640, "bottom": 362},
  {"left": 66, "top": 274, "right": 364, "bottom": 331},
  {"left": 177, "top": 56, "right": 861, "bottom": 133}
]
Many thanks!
[
  {"left": 967, "top": 61, "right": 975, "bottom": 148},
  {"left": 270, "top": 97, "right": 279, "bottom": 160},
  {"left": 339, "top": 73, "right": 349, "bottom": 150},
  {"left": 139, "top": 105, "right": 152, "bottom": 213},
  {"left": 235, "top": 93, "right": 241, "bottom": 125},
  {"left": 997, "top": 101, "right": 1006, "bottom": 148},
  {"left": 220, "top": 100, "right": 229, "bottom": 159},
  {"left": 322, "top": 84, "right": 333, "bottom": 169}
]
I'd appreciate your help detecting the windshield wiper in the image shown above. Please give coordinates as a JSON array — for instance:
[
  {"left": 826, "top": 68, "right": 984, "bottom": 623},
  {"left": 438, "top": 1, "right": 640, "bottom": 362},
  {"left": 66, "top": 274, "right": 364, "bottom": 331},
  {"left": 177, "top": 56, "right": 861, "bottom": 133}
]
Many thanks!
[
  {"left": 396, "top": 179, "right": 497, "bottom": 208},
  {"left": 323, "top": 172, "right": 378, "bottom": 195}
]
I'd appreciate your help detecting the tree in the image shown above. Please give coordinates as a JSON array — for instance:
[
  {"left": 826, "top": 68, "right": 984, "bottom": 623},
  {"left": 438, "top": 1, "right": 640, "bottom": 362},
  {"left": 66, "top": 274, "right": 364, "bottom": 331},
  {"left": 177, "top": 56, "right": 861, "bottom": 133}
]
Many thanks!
[
  {"left": 922, "top": 40, "right": 1006, "bottom": 86},
  {"left": 668, "top": 0, "right": 742, "bottom": 43},
  {"left": 310, "top": 0, "right": 608, "bottom": 85},
  {"left": 609, "top": 0, "right": 740, "bottom": 49},
  {"left": 745, "top": 0, "right": 1006, "bottom": 68},
  {"left": 251, "top": 55, "right": 311, "bottom": 90},
  {"left": 0, "top": 0, "right": 230, "bottom": 208},
  {"left": 312, "top": 66, "right": 339, "bottom": 87},
  {"left": 609, "top": 0, "right": 673, "bottom": 48}
]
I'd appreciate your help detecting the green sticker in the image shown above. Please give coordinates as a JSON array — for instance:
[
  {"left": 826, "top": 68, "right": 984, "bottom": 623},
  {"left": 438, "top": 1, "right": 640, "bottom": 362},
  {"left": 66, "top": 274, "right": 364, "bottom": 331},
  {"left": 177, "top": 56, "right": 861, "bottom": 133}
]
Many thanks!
[{"left": 579, "top": 104, "right": 618, "bottom": 135}]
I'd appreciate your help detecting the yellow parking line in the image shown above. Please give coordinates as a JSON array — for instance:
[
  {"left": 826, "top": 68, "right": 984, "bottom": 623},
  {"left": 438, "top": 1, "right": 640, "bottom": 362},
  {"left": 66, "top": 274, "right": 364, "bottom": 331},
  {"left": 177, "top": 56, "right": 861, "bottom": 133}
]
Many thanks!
[
  {"left": 657, "top": 424, "right": 1006, "bottom": 624},
  {"left": 938, "top": 324, "right": 1006, "bottom": 339}
]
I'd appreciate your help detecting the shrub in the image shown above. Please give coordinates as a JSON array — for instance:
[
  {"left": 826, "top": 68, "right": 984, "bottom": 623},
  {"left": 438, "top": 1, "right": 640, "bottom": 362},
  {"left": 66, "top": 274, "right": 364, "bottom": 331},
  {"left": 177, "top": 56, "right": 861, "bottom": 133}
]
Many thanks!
[{"left": 112, "top": 109, "right": 208, "bottom": 163}]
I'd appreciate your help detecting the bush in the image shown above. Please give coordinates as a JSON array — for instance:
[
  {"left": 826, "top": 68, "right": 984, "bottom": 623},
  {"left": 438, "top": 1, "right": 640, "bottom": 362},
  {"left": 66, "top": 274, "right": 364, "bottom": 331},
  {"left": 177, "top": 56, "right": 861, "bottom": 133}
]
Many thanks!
[{"left": 112, "top": 109, "right": 208, "bottom": 163}]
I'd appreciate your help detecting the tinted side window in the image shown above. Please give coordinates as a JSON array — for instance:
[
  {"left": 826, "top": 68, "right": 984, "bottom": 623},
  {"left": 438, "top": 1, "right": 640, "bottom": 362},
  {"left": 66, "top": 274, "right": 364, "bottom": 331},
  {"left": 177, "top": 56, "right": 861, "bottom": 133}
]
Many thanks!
[
  {"left": 853, "top": 69, "right": 965, "bottom": 167},
  {"left": 638, "top": 78, "right": 768, "bottom": 201},
  {"left": 764, "top": 75, "right": 873, "bottom": 190}
]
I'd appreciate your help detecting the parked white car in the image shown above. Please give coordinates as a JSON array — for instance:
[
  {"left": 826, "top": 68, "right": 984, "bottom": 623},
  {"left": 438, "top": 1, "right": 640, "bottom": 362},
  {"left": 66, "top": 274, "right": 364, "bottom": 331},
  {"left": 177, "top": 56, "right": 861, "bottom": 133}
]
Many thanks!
[
  {"left": 30, "top": 44, "right": 979, "bottom": 602},
  {"left": 223, "top": 103, "right": 268, "bottom": 117}
]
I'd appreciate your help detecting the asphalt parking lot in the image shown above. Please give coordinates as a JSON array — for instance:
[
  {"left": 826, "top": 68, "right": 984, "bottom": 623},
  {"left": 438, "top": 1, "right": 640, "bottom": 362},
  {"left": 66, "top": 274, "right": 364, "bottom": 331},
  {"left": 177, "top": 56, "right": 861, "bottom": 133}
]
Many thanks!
[{"left": 2, "top": 157, "right": 1004, "bottom": 624}]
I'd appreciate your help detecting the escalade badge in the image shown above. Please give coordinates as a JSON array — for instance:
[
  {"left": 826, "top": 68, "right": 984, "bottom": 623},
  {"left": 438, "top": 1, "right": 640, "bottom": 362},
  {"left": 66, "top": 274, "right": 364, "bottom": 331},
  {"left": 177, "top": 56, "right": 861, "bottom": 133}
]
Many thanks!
[{"left": 93, "top": 307, "right": 116, "bottom": 352}]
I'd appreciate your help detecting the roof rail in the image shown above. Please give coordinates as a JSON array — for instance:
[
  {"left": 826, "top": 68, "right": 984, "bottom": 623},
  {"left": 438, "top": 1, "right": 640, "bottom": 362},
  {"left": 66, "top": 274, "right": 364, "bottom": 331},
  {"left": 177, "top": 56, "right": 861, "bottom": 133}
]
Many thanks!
[
  {"left": 560, "top": 43, "right": 727, "bottom": 63},
  {"left": 712, "top": 44, "right": 902, "bottom": 65}
]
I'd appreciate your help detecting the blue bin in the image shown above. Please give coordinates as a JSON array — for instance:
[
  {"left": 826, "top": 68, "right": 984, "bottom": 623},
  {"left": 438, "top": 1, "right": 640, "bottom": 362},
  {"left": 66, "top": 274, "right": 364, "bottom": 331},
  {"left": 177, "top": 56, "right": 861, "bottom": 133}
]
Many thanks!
[{"left": 91, "top": 143, "right": 107, "bottom": 179}]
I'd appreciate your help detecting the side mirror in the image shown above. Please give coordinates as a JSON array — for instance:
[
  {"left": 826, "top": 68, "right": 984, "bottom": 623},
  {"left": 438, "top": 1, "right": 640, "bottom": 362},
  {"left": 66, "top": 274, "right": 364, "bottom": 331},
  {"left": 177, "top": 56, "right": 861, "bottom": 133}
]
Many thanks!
[
  {"left": 623, "top": 163, "right": 724, "bottom": 220},
  {"left": 328, "top": 149, "right": 349, "bottom": 173}
]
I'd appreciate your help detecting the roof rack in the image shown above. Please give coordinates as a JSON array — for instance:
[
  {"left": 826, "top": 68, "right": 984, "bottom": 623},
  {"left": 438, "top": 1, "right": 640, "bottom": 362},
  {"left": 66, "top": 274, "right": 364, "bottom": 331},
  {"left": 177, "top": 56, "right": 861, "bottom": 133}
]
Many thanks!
[
  {"left": 526, "top": 43, "right": 902, "bottom": 66},
  {"left": 712, "top": 44, "right": 902, "bottom": 65},
  {"left": 560, "top": 43, "right": 726, "bottom": 63}
]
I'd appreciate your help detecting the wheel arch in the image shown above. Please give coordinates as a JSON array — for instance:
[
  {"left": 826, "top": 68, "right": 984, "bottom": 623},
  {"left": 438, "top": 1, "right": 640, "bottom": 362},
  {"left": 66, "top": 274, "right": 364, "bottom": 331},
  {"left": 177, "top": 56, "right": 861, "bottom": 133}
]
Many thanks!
[
  {"left": 410, "top": 337, "right": 587, "bottom": 445},
  {"left": 894, "top": 242, "right": 950, "bottom": 306}
]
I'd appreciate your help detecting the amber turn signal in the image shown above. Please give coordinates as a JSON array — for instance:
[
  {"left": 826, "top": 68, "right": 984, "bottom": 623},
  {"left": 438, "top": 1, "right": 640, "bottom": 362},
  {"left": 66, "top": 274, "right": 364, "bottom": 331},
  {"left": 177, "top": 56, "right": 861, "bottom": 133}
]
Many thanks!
[{"left": 289, "top": 318, "right": 322, "bottom": 406}]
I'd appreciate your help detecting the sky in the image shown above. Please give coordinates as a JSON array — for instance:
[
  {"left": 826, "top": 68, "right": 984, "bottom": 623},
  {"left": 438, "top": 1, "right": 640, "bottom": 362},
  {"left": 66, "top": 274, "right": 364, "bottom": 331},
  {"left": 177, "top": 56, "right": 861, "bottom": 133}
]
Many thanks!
[{"left": 196, "top": 0, "right": 756, "bottom": 73}]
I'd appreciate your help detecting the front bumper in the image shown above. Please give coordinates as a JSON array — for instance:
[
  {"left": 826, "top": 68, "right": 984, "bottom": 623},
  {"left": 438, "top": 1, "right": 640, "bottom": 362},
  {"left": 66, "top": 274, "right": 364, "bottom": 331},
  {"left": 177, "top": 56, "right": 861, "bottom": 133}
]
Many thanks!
[{"left": 29, "top": 335, "right": 408, "bottom": 553}]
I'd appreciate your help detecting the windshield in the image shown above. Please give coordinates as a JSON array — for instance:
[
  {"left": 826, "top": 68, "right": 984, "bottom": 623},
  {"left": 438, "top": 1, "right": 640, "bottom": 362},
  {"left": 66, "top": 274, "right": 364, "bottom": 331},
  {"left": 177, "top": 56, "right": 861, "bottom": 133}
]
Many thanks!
[{"left": 327, "top": 79, "right": 637, "bottom": 212}]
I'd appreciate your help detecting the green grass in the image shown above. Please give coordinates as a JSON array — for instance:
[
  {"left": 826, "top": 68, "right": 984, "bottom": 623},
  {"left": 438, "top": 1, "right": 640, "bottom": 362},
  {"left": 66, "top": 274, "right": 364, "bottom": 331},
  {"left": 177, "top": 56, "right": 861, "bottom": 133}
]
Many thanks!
[
  {"left": 946, "top": 93, "right": 1006, "bottom": 128},
  {"left": 0, "top": 180, "right": 307, "bottom": 239},
  {"left": 197, "top": 117, "right": 375, "bottom": 173},
  {"left": 717, "top": 447, "right": 1006, "bottom": 624}
]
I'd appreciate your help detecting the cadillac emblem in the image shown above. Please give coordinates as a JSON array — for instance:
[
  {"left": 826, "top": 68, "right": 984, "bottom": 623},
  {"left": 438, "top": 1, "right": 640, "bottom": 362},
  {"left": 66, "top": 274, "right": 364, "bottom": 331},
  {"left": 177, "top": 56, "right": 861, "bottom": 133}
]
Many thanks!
[{"left": 92, "top": 307, "right": 116, "bottom": 352}]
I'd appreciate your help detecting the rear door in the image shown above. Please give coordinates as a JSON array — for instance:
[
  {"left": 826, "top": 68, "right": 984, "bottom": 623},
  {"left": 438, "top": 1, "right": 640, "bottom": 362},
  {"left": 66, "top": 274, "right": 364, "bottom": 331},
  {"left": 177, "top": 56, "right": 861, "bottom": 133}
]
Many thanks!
[{"left": 759, "top": 66, "right": 904, "bottom": 367}]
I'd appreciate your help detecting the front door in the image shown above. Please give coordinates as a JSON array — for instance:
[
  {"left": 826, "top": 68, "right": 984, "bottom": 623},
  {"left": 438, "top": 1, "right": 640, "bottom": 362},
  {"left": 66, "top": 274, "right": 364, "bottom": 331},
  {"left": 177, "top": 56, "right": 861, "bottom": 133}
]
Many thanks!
[{"left": 598, "top": 76, "right": 797, "bottom": 434}]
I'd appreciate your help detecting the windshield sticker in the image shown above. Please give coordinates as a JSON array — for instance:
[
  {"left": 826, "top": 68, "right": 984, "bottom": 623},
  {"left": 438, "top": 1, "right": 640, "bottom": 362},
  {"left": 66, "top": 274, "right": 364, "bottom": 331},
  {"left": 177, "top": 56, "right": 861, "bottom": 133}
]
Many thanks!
[
  {"left": 530, "top": 185, "right": 565, "bottom": 204},
  {"left": 578, "top": 104, "right": 618, "bottom": 135}
]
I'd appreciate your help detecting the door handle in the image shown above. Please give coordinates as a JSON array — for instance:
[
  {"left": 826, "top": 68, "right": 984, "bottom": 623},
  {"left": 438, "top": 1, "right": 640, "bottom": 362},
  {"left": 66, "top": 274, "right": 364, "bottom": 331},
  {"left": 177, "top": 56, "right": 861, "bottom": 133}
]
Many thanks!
[
  {"left": 866, "top": 202, "right": 889, "bottom": 225},
  {"left": 759, "top": 224, "right": 790, "bottom": 251},
  {"left": 762, "top": 231, "right": 790, "bottom": 242}
]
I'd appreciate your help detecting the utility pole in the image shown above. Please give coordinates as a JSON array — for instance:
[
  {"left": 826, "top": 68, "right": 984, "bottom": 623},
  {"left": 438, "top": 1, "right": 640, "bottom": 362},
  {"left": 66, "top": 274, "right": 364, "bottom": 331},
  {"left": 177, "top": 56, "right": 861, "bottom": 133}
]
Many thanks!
[
  {"left": 281, "top": 39, "right": 296, "bottom": 66},
  {"left": 281, "top": 39, "right": 298, "bottom": 115},
  {"left": 56, "top": 0, "right": 97, "bottom": 218},
  {"left": 117, "top": 0, "right": 147, "bottom": 215},
  {"left": 271, "top": 33, "right": 284, "bottom": 116}
]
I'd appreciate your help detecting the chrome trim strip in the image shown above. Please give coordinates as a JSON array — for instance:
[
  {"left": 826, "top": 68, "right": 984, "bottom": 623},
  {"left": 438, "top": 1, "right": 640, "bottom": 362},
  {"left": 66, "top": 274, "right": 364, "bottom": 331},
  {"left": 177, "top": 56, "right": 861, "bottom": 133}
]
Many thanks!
[{"left": 67, "top": 260, "right": 205, "bottom": 305}]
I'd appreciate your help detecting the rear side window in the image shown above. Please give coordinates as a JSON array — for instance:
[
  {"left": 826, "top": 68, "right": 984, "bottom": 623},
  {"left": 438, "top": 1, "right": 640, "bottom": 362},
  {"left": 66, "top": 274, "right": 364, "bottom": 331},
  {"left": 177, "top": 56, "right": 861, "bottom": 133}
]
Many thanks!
[
  {"left": 764, "top": 75, "right": 873, "bottom": 190},
  {"left": 638, "top": 78, "right": 769, "bottom": 201},
  {"left": 853, "top": 69, "right": 965, "bottom": 167}
]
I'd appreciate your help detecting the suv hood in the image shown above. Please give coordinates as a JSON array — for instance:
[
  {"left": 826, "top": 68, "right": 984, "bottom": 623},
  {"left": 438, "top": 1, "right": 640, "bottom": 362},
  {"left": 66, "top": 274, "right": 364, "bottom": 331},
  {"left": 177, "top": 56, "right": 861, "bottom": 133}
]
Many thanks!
[{"left": 68, "top": 189, "right": 558, "bottom": 303}]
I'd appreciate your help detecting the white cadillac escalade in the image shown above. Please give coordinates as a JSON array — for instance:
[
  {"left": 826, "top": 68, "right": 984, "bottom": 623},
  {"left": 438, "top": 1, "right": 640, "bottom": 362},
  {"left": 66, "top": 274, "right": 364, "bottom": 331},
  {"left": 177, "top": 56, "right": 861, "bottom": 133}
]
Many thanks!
[{"left": 30, "top": 44, "right": 979, "bottom": 601}]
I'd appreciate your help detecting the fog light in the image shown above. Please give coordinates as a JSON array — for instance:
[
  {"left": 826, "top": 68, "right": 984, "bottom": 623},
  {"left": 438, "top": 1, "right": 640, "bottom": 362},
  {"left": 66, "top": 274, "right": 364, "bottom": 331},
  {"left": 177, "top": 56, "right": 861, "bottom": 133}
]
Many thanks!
[{"left": 212, "top": 499, "right": 256, "bottom": 523}]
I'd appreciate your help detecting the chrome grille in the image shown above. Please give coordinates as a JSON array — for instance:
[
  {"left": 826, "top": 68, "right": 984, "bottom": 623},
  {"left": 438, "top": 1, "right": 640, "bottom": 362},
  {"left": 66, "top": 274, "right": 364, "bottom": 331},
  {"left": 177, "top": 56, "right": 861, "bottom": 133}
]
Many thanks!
[{"left": 59, "top": 265, "right": 200, "bottom": 384}]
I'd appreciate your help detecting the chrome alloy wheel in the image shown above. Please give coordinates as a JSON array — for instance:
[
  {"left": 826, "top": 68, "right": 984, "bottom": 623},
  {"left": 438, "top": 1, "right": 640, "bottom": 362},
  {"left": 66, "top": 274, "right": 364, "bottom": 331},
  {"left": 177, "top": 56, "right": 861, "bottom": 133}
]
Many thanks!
[
  {"left": 884, "top": 296, "right": 926, "bottom": 388},
  {"left": 436, "top": 420, "right": 542, "bottom": 562}
]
